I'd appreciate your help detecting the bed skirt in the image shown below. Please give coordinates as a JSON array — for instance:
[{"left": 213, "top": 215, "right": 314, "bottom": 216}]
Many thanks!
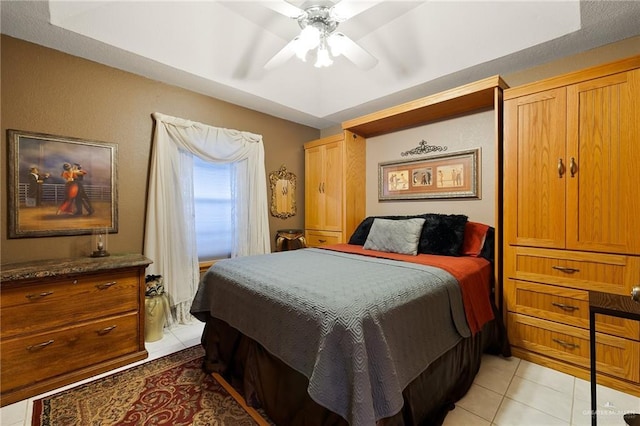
[{"left": 199, "top": 311, "right": 509, "bottom": 426}]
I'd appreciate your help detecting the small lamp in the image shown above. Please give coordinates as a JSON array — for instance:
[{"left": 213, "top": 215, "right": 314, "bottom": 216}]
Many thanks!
[{"left": 91, "top": 228, "right": 110, "bottom": 257}]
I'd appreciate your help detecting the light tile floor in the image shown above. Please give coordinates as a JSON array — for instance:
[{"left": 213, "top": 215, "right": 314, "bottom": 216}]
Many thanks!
[{"left": 2, "top": 321, "right": 638, "bottom": 426}]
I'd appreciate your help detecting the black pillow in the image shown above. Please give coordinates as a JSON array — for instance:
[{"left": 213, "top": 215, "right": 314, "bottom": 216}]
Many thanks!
[
  {"left": 348, "top": 216, "right": 377, "bottom": 245},
  {"left": 479, "top": 226, "right": 495, "bottom": 262},
  {"left": 418, "top": 214, "right": 468, "bottom": 256},
  {"left": 349, "top": 213, "right": 468, "bottom": 256}
]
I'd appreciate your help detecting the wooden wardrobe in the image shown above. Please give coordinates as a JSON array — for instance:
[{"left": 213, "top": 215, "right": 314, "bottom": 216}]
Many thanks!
[
  {"left": 304, "top": 131, "right": 366, "bottom": 247},
  {"left": 503, "top": 56, "right": 640, "bottom": 396}
]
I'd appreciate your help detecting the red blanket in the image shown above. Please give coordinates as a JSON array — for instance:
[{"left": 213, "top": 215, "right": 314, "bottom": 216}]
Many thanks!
[{"left": 319, "top": 244, "right": 494, "bottom": 334}]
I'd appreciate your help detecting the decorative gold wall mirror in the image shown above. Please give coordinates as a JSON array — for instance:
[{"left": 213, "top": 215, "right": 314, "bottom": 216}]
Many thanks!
[{"left": 269, "top": 165, "right": 297, "bottom": 219}]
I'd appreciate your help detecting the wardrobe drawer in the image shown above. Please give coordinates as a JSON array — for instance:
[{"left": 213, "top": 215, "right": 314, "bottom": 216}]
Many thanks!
[
  {"left": 505, "top": 246, "right": 639, "bottom": 295},
  {"left": 305, "top": 230, "right": 343, "bottom": 247},
  {"left": 506, "top": 280, "right": 639, "bottom": 340},
  {"left": 0, "top": 312, "right": 139, "bottom": 394},
  {"left": 508, "top": 313, "right": 639, "bottom": 383},
  {"left": 0, "top": 270, "right": 139, "bottom": 338}
]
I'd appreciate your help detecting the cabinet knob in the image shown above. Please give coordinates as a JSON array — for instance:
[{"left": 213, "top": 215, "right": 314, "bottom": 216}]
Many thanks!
[
  {"left": 632, "top": 286, "right": 640, "bottom": 303},
  {"left": 558, "top": 158, "right": 565, "bottom": 178}
]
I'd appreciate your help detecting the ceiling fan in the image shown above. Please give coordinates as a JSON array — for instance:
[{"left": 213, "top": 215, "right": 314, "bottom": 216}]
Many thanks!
[{"left": 264, "top": 1, "right": 380, "bottom": 70}]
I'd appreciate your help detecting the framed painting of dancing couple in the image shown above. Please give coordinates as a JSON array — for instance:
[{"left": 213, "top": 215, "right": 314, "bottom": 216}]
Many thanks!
[
  {"left": 378, "top": 148, "right": 480, "bottom": 201},
  {"left": 7, "top": 129, "right": 118, "bottom": 238}
]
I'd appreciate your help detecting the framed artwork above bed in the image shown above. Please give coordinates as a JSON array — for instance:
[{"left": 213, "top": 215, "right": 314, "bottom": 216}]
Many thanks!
[{"left": 378, "top": 148, "right": 480, "bottom": 201}]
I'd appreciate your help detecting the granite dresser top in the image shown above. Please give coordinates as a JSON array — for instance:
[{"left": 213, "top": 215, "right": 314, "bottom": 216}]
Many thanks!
[{"left": 1, "top": 253, "right": 152, "bottom": 282}]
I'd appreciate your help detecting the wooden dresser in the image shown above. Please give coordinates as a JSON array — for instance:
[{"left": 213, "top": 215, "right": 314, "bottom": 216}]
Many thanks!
[
  {"left": 503, "top": 56, "right": 640, "bottom": 396},
  {"left": 304, "top": 130, "right": 366, "bottom": 247},
  {"left": 0, "top": 254, "right": 152, "bottom": 406}
]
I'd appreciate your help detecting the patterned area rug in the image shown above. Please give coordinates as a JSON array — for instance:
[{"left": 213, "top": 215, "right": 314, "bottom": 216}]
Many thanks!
[{"left": 32, "top": 345, "right": 271, "bottom": 426}]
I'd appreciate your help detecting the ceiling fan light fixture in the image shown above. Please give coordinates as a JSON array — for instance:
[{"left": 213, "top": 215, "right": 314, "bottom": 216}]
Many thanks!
[
  {"left": 299, "top": 25, "right": 321, "bottom": 50},
  {"left": 263, "top": 2, "right": 379, "bottom": 70},
  {"left": 314, "top": 40, "right": 333, "bottom": 68},
  {"left": 294, "top": 38, "right": 310, "bottom": 61},
  {"left": 327, "top": 33, "right": 346, "bottom": 57}
]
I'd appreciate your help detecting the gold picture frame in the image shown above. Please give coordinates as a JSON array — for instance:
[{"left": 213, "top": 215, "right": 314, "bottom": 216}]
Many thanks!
[
  {"left": 269, "top": 164, "right": 296, "bottom": 219},
  {"left": 8, "top": 129, "right": 118, "bottom": 238},
  {"left": 378, "top": 148, "right": 480, "bottom": 201}
]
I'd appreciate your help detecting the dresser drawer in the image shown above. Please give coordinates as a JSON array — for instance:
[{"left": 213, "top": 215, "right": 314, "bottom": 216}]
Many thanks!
[
  {"left": 0, "top": 270, "right": 140, "bottom": 339},
  {"left": 508, "top": 313, "right": 639, "bottom": 383},
  {"left": 505, "top": 246, "right": 640, "bottom": 295},
  {"left": 0, "top": 312, "right": 139, "bottom": 394},
  {"left": 506, "top": 280, "right": 639, "bottom": 340},
  {"left": 305, "top": 230, "right": 342, "bottom": 247}
]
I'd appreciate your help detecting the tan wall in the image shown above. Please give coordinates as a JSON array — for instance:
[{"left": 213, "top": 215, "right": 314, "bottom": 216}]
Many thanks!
[
  {"left": 342, "top": 36, "right": 640, "bottom": 228},
  {"left": 366, "top": 111, "right": 496, "bottom": 225},
  {"left": 0, "top": 35, "right": 319, "bottom": 264},
  {"left": 3, "top": 34, "right": 639, "bottom": 264}
]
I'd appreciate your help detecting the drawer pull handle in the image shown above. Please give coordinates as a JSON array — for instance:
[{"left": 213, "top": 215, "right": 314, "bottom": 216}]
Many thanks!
[
  {"left": 551, "top": 302, "right": 579, "bottom": 312},
  {"left": 96, "top": 281, "right": 117, "bottom": 290},
  {"left": 318, "top": 239, "right": 327, "bottom": 243},
  {"left": 632, "top": 286, "right": 640, "bottom": 303},
  {"left": 553, "top": 338, "right": 579, "bottom": 350},
  {"left": 97, "top": 325, "right": 117, "bottom": 335},
  {"left": 552, "top": 266, "right": 580, "bottom": 274},
  {"left": 25, "top": 291, "right": 53, "bottom": 300},
  {"left": 27, "top": 340, "right": 54, "bottom": 351}
]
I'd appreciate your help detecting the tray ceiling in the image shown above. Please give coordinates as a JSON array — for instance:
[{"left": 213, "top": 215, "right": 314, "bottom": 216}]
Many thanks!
[{"left": 2, "top": 1, "right": 640, "bottom": 129}]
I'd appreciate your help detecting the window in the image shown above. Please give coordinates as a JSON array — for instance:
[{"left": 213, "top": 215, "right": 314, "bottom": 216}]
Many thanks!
[{"left": 193, "top": 156, "right": 232, "bottom": 261}]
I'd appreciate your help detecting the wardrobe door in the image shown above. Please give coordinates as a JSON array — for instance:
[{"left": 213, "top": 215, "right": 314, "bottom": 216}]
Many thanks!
[
  {"left": 504, "top": 87, "right": 567, "bottom": 249},
  {"left": 566, "top": 70, "right": 640, "bottom": 255},
  {"left": 322, "top": 140, "right": 344, "bottom": 232},
  {"left": 305, "top": 144, "right": 325, "bottom": 231}
]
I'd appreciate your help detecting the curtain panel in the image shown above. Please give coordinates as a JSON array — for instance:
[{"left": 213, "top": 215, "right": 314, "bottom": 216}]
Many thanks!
[{"left": 144, "top": 112, "right": 270, "bottom": 324}]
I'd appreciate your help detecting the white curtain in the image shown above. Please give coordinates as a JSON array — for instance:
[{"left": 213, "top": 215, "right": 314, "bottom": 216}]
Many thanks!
[{"left": 144, "top": 112, "right": 271, "bottom": 325}]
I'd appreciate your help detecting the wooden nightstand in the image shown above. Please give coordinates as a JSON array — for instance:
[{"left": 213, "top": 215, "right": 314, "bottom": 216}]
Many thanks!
[{"left": 589, "top": 289, "right": 640, "bottom": 426}]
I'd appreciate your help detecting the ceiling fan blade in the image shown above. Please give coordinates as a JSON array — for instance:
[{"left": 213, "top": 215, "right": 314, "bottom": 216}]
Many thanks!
[
  {"left": 330, "top": 1, "right": 382, "bottom": 21},
  {"left": 264, "top": 37, "right": 300, "bottom": 70},
  {"left": 263, "top": 1, "right": 304, "bottom": 18},
  {"left": 330, "top": 33, "right": 378, "bottom": 70}
]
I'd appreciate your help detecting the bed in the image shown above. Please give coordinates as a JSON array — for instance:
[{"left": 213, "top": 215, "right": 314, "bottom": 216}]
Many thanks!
[{"left": 190, "top": 214, "right": 510, "bottom": 426}]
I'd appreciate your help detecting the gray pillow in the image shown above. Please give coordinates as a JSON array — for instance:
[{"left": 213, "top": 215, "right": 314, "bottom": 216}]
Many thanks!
[{"left": 363, "top": 218, "right": 426, "bottom": 255}]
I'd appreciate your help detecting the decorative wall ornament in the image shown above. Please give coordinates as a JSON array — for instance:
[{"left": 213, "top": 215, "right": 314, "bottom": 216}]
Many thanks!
[
  {"left": 269, "top": 164, "right": 297, "bottom": 219},
  {"left": 400, "top": 140, "right": 448, "bottom": 157}
]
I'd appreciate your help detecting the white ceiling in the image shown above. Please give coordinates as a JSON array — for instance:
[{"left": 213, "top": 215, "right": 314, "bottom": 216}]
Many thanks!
[{"left": 2, "top": 1, "right": 640, "bottom": 129}]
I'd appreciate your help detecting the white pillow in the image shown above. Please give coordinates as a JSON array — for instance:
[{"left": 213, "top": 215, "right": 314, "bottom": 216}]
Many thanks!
[{"left": 363, "top": 218, "right": 426, "bottom": 255}]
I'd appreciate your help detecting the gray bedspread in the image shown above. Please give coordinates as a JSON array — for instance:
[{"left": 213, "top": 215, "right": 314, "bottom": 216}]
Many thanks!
[{"left": 190, "top": 248, "right": 471, "bottom": 425}]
